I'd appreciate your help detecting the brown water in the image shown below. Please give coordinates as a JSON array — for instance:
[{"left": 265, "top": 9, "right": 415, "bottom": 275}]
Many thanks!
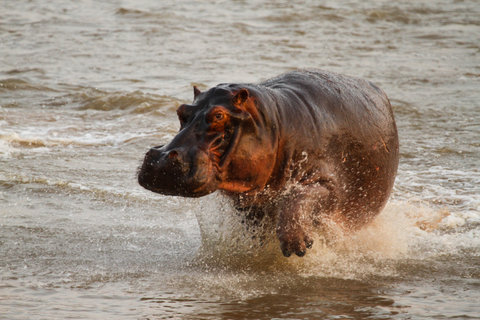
[{"left": 1, "top": 0, "right": 479, "bottom": 319}]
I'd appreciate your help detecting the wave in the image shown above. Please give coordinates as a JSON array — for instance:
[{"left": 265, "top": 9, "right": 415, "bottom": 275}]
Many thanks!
[
  {"left": 0, "top": 132, "right": 67, "bottom": 148},
  {"left": 0, "top": 87, "right": 182, "bottom": 153},
  {"left": 45, "top": 87, "right": 182, "bottom": 114},
  {"left": 4, "top": 68, "right": 46, "bottom": 75},
  {"left": 115, "top": 7, "right": 182, "bottom": 21},
  {"left": 0, "top": 172, "right": 154, "bottom": 206},
  {"left": 0, "top": 132, "right": 147, "bottom": 150},
  {"left": 0, "top": 77, "right": 183, "bottom": 114},
  {"left": 361, "top": 5, "right": 480, "bottom": 27},
  {"left": 0, "top": 78, "right": 57, "bottom": 92},
  {"left": 364, "top": 8, "right": 420, "bottom": 24}
]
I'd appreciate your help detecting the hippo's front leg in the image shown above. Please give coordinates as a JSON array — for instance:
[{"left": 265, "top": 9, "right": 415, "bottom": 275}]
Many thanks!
[{"left": 276, "top": 184, "right": 331, "bottom": 257}]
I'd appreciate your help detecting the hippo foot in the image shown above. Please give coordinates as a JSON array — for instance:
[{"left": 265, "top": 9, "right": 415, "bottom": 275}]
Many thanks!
[{"left": 277, "top": 227, "right": 314, "bottom": 257}]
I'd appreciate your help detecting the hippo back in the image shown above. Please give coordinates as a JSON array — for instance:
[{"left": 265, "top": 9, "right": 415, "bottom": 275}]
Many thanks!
[{"left": 256, "top": 70, "right": 399, "bottom": 226}]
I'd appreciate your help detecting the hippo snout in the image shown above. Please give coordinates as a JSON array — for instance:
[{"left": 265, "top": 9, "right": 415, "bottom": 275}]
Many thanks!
[
  {"left": 138, "top": 144, "right": 218, "bottom": 197},
  {"left": 138, "top": 146, "right": 189, "bottom": 191}
]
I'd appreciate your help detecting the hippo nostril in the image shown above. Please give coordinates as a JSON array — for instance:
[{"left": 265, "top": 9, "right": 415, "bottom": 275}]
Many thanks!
[{"left": 168, "top": 150, "right": 178, "bottom": 160}]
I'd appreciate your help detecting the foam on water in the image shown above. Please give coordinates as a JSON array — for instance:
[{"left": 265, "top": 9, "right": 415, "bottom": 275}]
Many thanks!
[
  {"left": 0, "top": 138, "right": 15, "bottom": 158},
  {"left": 0, "top": 120, "right": 173, "bottom": 150},
  {"left": 191, "top": 194, "right": 480, "bottom": 281}
]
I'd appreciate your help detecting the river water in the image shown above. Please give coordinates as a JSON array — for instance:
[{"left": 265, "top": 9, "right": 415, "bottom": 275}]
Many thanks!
[{"left": 1, "top": 1, "right": 479, "bottom": 319}]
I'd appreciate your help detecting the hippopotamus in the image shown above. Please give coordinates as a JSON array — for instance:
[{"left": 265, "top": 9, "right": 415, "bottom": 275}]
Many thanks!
[{"left": 138, "top": 69, "right": 399, "bottom": 257}]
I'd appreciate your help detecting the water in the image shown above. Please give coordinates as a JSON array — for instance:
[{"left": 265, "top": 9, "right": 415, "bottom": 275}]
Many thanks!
[{"left": 1, "top": 0, "right": 479, "bottom": 319}]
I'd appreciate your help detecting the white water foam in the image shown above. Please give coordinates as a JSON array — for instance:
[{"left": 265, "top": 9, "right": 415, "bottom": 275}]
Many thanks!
[
  {"left": 0, "top": 138, "right": 15, "bottom": 158},
  {"left": 0, "top": 130, "right": 149, "bottom": 149},
  {"left": 191, "top": 194, "right": 480, "bottom": 279}
]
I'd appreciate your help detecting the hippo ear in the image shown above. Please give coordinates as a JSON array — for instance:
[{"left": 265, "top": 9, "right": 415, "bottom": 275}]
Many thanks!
[
  {"left": 193, "top": 86, "right": 201, "bottom": 99},
  {"left": 232, "top": 88, "right": 259, "bottom": 122},
  {"left": 233, "top": 88, "right": 249, "bottom": 106}
]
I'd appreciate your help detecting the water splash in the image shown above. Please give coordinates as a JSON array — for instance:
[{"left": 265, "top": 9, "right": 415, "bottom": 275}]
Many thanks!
[{"left": 191, "top": 194, "right": 479, "bottom": 280}]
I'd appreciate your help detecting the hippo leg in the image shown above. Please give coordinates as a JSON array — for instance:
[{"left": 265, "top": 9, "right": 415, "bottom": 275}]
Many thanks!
[
  {"left": 276, "top": 184, "right": 330, "bottom": 257},
  {"left": 234, "top": 204, "right": 276, "bottom": 246}
]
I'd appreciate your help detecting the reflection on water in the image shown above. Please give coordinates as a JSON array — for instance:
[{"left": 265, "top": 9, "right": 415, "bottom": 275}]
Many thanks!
[
  {"left": 1, "top": 0, "right": 479, "bottom": 319},
  {"left": 140, "top": 277, "right": 398, "bottom": 320}
]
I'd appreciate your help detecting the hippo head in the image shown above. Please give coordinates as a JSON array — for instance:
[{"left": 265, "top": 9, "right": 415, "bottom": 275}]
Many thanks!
[{"left": 138, "top": 84, "right": 277, "bottom": 197}]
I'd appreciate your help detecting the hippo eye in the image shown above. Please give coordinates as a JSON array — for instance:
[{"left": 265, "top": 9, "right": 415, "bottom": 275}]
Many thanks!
[{"left": 207, "top": 107, "right": 229, "bottom": 128}]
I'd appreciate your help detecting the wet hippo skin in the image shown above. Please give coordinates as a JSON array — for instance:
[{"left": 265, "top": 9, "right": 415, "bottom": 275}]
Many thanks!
[{"left": 138, "top": 70, "right": 399, "bottom": 257}]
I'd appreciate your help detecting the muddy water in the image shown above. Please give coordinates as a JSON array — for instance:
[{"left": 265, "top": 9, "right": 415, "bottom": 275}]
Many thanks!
[{"left": 1, "top": 0, "right": 479, "bottom": 319}]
